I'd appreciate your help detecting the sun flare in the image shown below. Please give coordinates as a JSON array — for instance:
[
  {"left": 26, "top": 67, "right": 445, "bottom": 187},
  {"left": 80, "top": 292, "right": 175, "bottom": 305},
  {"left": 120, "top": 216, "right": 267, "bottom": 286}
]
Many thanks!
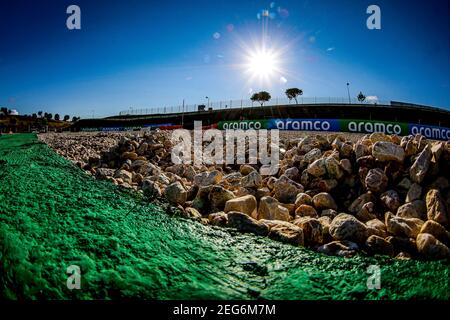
[{"left": 247, "top": 49, "right": 278, "bottom": 78}]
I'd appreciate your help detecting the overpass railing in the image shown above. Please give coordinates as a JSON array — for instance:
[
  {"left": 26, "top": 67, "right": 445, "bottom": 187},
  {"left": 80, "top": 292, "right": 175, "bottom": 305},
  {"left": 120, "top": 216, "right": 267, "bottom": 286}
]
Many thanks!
[{"left": 118, "top": 97, "right": 391, "bottom": 116}]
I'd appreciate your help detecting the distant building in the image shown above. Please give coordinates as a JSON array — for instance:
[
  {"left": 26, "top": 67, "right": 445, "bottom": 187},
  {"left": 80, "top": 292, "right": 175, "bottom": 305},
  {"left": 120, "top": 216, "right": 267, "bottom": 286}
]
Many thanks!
[{"left": 9, "top": 109, "right": 19, "bottom": 115}]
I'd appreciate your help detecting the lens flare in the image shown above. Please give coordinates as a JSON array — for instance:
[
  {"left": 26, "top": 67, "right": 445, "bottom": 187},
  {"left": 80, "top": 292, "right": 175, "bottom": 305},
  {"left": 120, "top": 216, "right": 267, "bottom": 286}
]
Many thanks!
[{"left": 246, "top": 48, "right": 278, "bottom": 78}]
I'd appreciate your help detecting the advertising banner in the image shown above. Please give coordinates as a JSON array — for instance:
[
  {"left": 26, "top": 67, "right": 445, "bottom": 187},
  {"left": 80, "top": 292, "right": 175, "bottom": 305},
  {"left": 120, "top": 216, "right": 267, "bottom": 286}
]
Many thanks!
[
  {"left": 268, "top": 119, "right": 340, "bottom": 131},
  {"left": 409, "top": 124, "right": 450, "bottom": 140},
  {"left": 340, "top": 119, "right": 409, "bottom": 135},
  {"left": 218, "top": 120, "right": 268, "bottom": 130}
]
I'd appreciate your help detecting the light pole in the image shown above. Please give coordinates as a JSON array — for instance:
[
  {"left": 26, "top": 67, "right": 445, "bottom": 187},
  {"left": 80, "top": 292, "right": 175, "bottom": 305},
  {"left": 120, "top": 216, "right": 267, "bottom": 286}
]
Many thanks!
[{"left": 346, "top": 83, "right": 351, "bottom": 104}]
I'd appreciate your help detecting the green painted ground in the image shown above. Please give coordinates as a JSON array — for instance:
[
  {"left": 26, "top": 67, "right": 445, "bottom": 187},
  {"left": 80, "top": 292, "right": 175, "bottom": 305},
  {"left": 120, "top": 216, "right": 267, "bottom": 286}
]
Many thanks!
[{"left": 0, "top": 134, "right": 449, "bottom": 300}]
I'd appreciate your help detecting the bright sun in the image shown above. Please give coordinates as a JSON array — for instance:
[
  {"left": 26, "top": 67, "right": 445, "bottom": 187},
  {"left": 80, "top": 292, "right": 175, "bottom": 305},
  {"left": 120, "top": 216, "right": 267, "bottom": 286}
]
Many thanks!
[{"left": 246, "top": 49, "right": 279, "bottom": 79}]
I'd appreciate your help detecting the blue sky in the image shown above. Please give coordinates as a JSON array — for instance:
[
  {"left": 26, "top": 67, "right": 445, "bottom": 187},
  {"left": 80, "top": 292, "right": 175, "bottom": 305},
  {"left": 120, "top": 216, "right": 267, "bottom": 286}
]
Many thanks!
[{"left": 0, "top": 0, "right": 449, "bottom": 117}]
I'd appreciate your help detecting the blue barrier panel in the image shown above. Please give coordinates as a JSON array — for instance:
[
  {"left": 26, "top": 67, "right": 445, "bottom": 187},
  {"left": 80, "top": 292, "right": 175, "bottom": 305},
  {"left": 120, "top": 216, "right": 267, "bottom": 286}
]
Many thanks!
[
  {"left": 143, "top": 123, "right": 173, "bottom": 128},
  {"left": 409, "top": 124, "right": 450, "bottom": 141},
  {"left": 268, "top": 119, "right": 340, "bottom": 131},
  {"left": 102, "top": 127, "right": 124, "bottom": 132}
]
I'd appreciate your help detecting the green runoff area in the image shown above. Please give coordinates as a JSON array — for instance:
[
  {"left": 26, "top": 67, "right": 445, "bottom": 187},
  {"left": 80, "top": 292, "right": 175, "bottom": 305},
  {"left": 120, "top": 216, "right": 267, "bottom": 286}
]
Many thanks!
[{"left": 0, "top": 134, "right": 449, "bottom": 300}]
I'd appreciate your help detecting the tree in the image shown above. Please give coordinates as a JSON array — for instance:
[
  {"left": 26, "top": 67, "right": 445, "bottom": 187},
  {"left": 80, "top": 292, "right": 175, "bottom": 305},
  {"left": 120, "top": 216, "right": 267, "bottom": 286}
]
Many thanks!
[
  {"left": 38, "top": 111, "right": 43, "bottom": 117},
  {"left": 250, "top": 91, "right": 271, "bottom": 106},
  {"left": 63, "top": 115, "right": 70, "bottom": 121},
  {"left": 357, "top": 91, "right": 366, "bottom": 102},
  {"left": 32, "top": 113, "right": 37, "bottom": 119},
  {"left": 285, "top": 88, "right": 303, "bottom": 104},
  {"left": 46, "top": 113, "right": 53, "bottom": 120},
  {"left": 54, "top": 114, "right": 60, "bottom": 121},
  {"left": 72, "top": 116, "right": 80, "bottom": 122},
  {"left": 0, "top": 107, "right": 7, "bottom": 115}
]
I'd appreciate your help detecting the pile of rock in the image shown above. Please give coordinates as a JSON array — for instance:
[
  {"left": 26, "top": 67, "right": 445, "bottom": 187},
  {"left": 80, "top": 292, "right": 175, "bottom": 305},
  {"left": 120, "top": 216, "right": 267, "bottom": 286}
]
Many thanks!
[{"left": 41, "top": 131, "right": 450, "bottom": 260}]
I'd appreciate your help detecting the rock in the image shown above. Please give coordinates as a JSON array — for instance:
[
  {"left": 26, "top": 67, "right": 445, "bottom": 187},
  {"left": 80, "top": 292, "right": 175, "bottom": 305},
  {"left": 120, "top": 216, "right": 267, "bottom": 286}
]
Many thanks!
[
  {"left": 165, "top": 164, "right": 185, "bottom": 176},
  {"left": 354, "top": 143, "right": 371, "bottom": 159},
  {"left": 293, "top": 217, "right": 323, "bottom": 245},
  {"left": 329, "top": 213, "right": 368, "bottom": 243},
  {"left": 405, "top": 183, "right": 422, "bottom": 203},
  {"left": 227, "top": 211, "right": 269, "bottom": 236},
  {"left": 266, "top": 176, "right": 277, "bottom": 190},
  {"left": 95, "top": 168, "right": 114, "bottom": 180},
  {"left": 410, "top": 144, "right": 432, "bottom": 184},
  {"left": 257, "top": 196, "right": 290, "bottom": 221},
  {"left": 298, "top": 136, "right": 327, "bottom": 153},
  {"left": 164, "top": 181, "right": 187, "bottom": 205},
  {"left": 429, "top": 176, "right": 450, "bottom": 191},
  {"left": 380, "top": 190, "right": 401, "bottom": 213},
  {"left": 420, "top": 220, "right": 450, "bottom": 247},
  {"left": 132, "top": 172, "right": 144, "bottom": 184},
  {"left": 340, "top": 158, "right": 352, "bottom": 174},
  {"left": 325, "top": 156, "right": 344, "bottom": 179},
  {"left": 366, "top": 219, "right": 388, "bottom": 238},
  {"left": 356, "top": 202, "right": 377, "bottom": 222},
  {"left": 397, "top": 200, "right": 426, "bottom": 220},
  {"left": 241, "top": 170, "right": 262, "bottom": 188},
  {"left": 192, "top": 185, "right": 214, "bottom": 213},
  {"left": 136, "top": 142, "right": 148, "bottom": 155},
  {"left": 385, "top": 212, "right": 424, "bottom": 238},
  {"left": 239, "top": 164, "right": 256, "bottom": 176},
  {"left": 194, "top": 170, "right": 223, "bottom": 186},
  {"left": 312, "top": 192, "right": 338, "bottom": 211},
  {"left": 397, "top": 177, "right": 412, "bottom": 191},
  {"left": 279, "top": 203, "right": 296, "bottom": 216},
  {"left": 260, "top": 219, "right": 295, "bottom": 229},
  {"left": 431, "top": 141, "right": 445, "bottom": 162},
  {"left": 183, "top": 207, "right": 202, "bottom": 220},
  {"left": 121, "top": 151, "right": 138, "bottom": 161},
  {"left": 142, "top": 179, "right": 162, "bottom": 197},
  {"left": 317, "top": 240, "right": 359, "bottom": 257},
  {"left": 349, "top": 192, "right": 375, "bottom": 214},
  {"left": 295, "top": 204, "right": 318, "bottom": 218},
  {"left": 208, "top": 212, "right": 228, "bottom": 226},
  {"left": 365, "top": 168, "right": 388, "bottom": 193},
  {"left": 273, "top": 176, "right": 303, "bottom": 203},
  {"left": 209, "top": 185, "right": 235, "bottom": 211},
  {"left": 307, "top": 158, "right": 327, "bottom": 177},
  {"left": 416, "top": 233, "right": 450, "bottom": 260},
  {"left": 426, "top": 189, "right": 448, "bottom": 226},
  {"left": 283, "top": 167, "right": 300, "bottom": 181},
  {"left": 369, "top": 132, "right": 391, "bottom": 143},
  {"left": 321, "top": 209, "right": 338, "bottom": 219},
  {"left": 113, "top": 169, "right": 133, "bottom": 184},
  {"left": 318, "top": 216, "right": 333, "bottom": 243},
  {"left": 303, "top": 148, "right": 322, "bottom": 163},
  {"left": 294, "top": 193, "right": 313, "bottom": 207},
  {"left": 255, "top": 187, "right": 271, "bottom": 200},
  {"left": 395, "top": 252, "right": 412, "bottom": 260},
  {"left": 372, "top": 141, "right": 405, "bottom": 162},
  {"left": 365, "top": 235, "right": 395, "bottom": 257},
  {"left": 222, "top": 172, "right": 242, "bottom": 186},
  {"left": 224, "top": 195, "right": 257, "bottom": 218},
  {"left": 268, "top": 224, "right": 304, "bottom": 246},
  {"left": 339, "top": 142, "right": 354, "bottom": 158},
  {"left": 317, "top": 179, "right": 338, "bottom": 192},
  {"left": 136, "top": 162, "right": 160, "bottom": 176},
  {"left": 386, "top": 236, "right": 418, "bottom": 256}
]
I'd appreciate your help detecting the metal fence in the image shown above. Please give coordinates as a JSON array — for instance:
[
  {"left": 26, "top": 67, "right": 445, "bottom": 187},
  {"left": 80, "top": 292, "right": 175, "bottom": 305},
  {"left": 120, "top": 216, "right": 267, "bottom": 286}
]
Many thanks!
[{"left": 118, "top": 97, "right": 391, "bottom": 116}]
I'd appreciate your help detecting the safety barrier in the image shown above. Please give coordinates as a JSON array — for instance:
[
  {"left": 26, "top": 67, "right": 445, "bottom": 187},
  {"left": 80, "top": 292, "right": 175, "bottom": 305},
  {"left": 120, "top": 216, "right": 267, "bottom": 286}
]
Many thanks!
[{"left": 218, "top": 119, "right": 450, "bottom": 140}]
